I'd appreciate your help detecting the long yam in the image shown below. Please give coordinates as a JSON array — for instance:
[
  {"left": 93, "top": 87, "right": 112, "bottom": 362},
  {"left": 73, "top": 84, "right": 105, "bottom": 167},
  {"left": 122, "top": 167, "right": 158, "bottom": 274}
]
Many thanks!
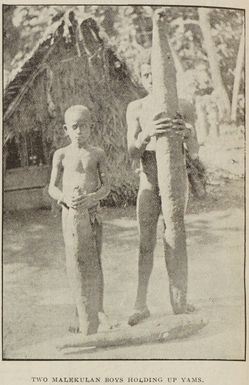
[
  {"left": 63, "top": 187, "right": 101, "bottom": 335},
  {"left": 152, "top": 9, "right": 188, "bottom": 313}
]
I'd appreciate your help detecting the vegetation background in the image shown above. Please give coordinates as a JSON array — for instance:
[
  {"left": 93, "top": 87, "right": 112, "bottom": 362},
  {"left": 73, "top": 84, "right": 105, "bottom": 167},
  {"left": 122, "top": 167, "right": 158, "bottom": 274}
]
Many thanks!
[
  {"left": 2, "top": 6, "right": 245, "bottom": 359},
  {"left": 3, "top": 5, "right": 245, "bottom": 203}
]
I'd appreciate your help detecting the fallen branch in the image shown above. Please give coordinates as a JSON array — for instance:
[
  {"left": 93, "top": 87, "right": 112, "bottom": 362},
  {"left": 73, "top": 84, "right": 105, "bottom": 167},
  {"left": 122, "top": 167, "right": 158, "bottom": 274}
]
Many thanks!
[{"left": 57, "top": 313, "right": 208, "bottom": 351}]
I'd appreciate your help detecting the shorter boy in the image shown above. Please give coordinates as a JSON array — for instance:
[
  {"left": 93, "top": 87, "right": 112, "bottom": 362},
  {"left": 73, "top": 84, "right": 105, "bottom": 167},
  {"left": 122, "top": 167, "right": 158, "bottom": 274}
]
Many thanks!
[{"left": 49, "top": 105, "right": 110, "bottom": 335}]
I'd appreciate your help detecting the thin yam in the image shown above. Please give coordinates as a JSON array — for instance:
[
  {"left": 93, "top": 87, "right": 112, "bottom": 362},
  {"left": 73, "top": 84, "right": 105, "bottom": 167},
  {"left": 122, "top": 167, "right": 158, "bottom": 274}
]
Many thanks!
[{"left": 152, "top": 9, "right": 188, "bottom": 314}]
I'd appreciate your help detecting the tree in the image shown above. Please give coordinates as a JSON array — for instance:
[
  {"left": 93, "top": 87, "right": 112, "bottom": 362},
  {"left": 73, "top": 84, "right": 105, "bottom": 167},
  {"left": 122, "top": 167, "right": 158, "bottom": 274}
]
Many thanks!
[
  {"left": 4, "top": 5, "right": 245, "bottom": 156},
  {"left": 231, "top": 23, "right": 244, "bottom": 122},
  {"left": 198, "top": 8, "right": 231, "bottom": 122}
]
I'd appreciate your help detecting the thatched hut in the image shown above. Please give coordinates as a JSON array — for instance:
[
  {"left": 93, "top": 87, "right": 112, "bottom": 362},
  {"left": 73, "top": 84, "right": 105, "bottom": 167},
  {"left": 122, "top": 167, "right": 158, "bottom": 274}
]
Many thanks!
[{"left": 4, "top": 12, "right": 141, "bottom": 210}]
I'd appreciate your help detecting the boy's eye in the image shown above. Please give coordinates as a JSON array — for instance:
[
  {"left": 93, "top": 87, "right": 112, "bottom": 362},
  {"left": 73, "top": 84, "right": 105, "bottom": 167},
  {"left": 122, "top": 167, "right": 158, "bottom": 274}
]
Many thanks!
[
  {"left": 72, "top": 124, "right": 84, "bottom": 130},
  {"left": 143, "top": 73, "right": 150, "bottom": 79}
]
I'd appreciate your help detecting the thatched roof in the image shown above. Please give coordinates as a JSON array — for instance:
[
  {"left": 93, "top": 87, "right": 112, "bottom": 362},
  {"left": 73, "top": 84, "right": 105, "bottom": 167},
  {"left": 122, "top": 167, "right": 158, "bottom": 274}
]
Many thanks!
[
  {"left": 4, "top": 16, "right": 65, "bottom": 121},
  {"left": 4, "top": 11, "right": 134, "bottom": 126}
]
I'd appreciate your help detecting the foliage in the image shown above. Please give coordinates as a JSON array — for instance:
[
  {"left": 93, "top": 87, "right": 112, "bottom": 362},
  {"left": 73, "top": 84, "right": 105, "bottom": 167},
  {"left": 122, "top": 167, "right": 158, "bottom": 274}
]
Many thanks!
[
  {"left": 4, "top": 6, "right": 244, "bottom": 91},
  {"left": 3, "top": 6, "right": 245, "bottom": 207},
  {"left": 209, "top": 9, "right": 244, "bottom": 121},
  {"left": 4, "top": 4, "right": 245, "bottom": 130}
]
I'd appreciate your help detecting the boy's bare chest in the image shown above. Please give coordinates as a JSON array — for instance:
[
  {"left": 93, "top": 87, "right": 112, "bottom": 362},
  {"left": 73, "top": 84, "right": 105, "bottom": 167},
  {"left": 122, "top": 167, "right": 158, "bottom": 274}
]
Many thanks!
[
  {"left": 138, "top": 98, "right": 186, "bottom": 128},
  {"left": 138, "top": 99, "right": 155, "bottom": 130},
  {"left": 63, "top": 151, "right": 98, "bottom": 174}
]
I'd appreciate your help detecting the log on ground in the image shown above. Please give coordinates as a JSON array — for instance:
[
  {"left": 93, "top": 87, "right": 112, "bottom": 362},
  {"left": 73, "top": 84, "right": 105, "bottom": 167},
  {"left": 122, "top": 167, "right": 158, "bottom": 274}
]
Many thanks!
[{"left": 57, "top": 313, "right": 208, "bottom": 351}]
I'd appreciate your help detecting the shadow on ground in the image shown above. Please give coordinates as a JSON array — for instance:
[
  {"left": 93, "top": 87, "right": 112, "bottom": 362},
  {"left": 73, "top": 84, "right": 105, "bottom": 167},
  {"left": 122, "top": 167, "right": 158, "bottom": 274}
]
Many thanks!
[{"left": 3, "top": 180, "right": 245, "bottom": 359}]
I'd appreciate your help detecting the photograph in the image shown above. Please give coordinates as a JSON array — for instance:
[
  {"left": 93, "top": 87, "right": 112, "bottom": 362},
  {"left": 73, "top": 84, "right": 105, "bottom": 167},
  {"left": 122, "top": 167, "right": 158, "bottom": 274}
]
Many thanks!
[{"left": 2, "top": 3, "right": 246, "bottom": 361}]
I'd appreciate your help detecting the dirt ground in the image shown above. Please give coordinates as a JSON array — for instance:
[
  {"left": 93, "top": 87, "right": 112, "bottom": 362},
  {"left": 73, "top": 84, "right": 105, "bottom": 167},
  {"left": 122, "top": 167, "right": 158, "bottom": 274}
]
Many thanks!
[{"left": 3, "top": 179, "right": 245, "bottom": 359}]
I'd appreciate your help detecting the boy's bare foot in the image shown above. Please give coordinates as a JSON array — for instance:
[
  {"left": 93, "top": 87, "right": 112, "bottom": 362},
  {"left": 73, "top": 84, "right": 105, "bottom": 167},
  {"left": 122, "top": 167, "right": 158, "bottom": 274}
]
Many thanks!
[
  {"left": 186, "top": 303, "right": 196, "bottom": 313},
  {"left": 68, "top": 325, "right": 80, "bottom": 334},
  {"left": 128, "top": 309, "right": 150, "bottom": 326},
  {"left": 98, "top": 312, "right": 120, "bottom": 331},
  {"left": 69, "top": 313, "right": 119, "bottom": 333},
  {"left": 173, "top": 303, "right": 196, "bottom": 315}
]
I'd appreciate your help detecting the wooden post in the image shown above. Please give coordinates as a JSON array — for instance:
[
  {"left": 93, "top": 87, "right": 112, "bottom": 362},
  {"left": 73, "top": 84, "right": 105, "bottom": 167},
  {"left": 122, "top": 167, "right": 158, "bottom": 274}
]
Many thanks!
[{"left": 152, "top": 9, "right": 188, "bottom": 314}]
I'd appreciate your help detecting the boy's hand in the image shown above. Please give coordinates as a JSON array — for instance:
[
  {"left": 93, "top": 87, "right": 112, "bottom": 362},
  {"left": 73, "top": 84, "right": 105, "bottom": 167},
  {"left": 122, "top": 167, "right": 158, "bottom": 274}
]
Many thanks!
[
  {"left": 172, "top": 116, "right": 192, "bottom": 139},
  {"left": 144, "top": 117, "right": 173, "bottom": 140},
  {"left": 147, "top": 114, "right": 191, "bottom": 140},
  {"left": 70, "top": 192, "right": 97, "bottom": 210}
]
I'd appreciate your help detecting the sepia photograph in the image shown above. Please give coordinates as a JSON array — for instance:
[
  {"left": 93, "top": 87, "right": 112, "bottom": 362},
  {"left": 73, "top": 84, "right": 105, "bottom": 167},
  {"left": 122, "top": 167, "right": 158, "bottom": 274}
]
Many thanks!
[{"left": 2, "top": 3, "right": 246, "bottom": 361}]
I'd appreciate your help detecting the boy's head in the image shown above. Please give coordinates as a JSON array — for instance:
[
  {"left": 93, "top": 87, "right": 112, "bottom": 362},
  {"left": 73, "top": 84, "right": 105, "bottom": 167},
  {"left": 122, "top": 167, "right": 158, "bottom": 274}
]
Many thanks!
[
  {"left": 64, "top": 105, "right": 91, "bottom": 146},
  {"left": 138, "top": 49, "right": 152, "bottom": 94}
]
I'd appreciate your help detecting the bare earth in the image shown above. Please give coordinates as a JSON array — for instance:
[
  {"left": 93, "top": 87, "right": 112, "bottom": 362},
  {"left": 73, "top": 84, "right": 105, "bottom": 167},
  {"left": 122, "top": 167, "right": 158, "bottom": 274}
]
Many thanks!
[{"left": 3, "top": 180, "right": 245, "bottom": 359}]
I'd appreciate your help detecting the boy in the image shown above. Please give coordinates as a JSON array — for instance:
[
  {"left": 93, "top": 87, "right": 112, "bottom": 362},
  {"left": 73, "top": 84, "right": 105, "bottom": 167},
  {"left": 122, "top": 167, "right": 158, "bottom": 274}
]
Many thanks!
[
  {"left": 49, "top": 105, "right": 110, "bottom": 335},
  {"left": 126, "top": 54, "right": 199, "bottom": 325}
]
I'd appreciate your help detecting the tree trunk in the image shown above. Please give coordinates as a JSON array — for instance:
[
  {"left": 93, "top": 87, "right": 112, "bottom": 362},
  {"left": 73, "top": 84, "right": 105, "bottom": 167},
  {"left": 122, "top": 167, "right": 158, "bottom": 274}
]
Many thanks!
[
  {"left": 198, "top": 8, "right": 231, "bottom": 122},
  {"left": 231, "top": 24, "right": 245, "bottom": 122},
  {"left": 195, "top": 95, "right": 210, "bottom": 143},
  {"left": 152, "top": 9, "right": 188, "bottom": 314},
  {"left": 206, "top": 95, "right": 220, "bottom": 138}
]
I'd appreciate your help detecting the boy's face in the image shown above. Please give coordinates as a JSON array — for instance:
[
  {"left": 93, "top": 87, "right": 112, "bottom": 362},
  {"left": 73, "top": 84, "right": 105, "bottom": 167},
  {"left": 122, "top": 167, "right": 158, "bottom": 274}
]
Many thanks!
[
  {"left": 64, "top": 109, "right": 91, "bottom": 146},
  {"left": 141, "top": 63, "right": 153, "bottom": 94}
]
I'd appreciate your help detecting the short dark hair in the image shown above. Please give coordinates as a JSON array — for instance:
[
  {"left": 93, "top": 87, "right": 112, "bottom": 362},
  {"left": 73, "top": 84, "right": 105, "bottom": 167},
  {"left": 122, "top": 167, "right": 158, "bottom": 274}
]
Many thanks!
[{"left": 64, "top": 105, "right": 91, "bottom": 124}]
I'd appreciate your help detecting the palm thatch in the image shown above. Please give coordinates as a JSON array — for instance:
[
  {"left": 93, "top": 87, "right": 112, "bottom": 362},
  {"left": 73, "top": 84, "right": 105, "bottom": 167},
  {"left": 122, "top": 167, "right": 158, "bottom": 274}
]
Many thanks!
[
  {"left": 4, "top": 11, "right": 142, "bottom": 205},
  {"left": 4, "top": 11, "right": 205, "bottom": 207}
]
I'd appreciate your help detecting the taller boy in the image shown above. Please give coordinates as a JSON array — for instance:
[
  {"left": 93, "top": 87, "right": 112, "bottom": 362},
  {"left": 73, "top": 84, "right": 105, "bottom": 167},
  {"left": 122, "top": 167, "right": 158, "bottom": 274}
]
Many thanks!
[{"left": 126, "top": 54, "right": 199, "bottom": 326}]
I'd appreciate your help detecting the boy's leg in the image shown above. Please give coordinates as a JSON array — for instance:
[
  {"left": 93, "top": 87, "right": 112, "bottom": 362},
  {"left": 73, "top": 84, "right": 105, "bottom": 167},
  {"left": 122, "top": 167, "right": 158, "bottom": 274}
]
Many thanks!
[{"left": 129, "top": 187, "right": 161, "bottom": 325}]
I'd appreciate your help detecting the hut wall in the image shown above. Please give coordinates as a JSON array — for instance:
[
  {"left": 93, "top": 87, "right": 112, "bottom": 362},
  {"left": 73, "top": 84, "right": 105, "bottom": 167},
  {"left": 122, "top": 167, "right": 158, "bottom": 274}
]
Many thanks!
[
  {"left": 4, "top": 68, "right": 55, "bottom": 210},
  {"left": 4, "top": 165, "right": 50, "bottom": 211}
]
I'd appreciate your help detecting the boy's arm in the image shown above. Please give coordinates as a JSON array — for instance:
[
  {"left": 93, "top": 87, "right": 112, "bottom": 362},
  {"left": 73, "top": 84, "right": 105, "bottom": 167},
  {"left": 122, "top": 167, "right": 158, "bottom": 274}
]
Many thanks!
[
  {"left": 127, "top": 101, "right": 176, "bottom": 158},
  {"left": 48, "top": 150, "right": 65, "bottom": 204},
  {"left": 91, "top": 149, "right": 110, "bottom": 202},
  {"left": 126, "top": 101, "right": 150, "bottom": 159}
]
